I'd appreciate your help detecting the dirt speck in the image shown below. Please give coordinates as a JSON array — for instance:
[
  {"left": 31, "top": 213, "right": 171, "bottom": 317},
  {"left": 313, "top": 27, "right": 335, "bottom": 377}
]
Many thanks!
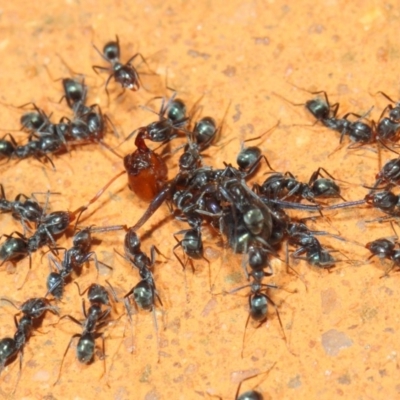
[
  {"left": 201, "top": 298, "right": 218, "bottom": 317},
  {"left": 321, "top": 287, "right": 339, "bottom": 314},
  {"left": 222, "top": 65, "right": 236, "bottom": 77},
  {"left": 287, "top": 375, "right": 302, "bottom": 389},
  {"left": 338, "top": 374, "right": 351, "bottom": 385},
  {"left": 254, "top": 37, "right": 270, "bottom": 45},
  {"left": 321, "top": 329, "right": 353, "bottom": 356},
  {"left": 233, "top": 104, "right": 241, "bottom": 122}
]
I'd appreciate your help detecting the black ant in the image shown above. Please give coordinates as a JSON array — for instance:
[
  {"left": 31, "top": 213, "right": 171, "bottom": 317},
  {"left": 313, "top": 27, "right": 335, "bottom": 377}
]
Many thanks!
[
  {"left": 60, "top": 77, "right": 89, "bottom": 115},
  {"left": 257, "top": 167, "right": 345, "bottom": 203},
  {"left": 19, "top": 104, "right": 54, "bottom": 138},
  {"left": 276, "top": 89, "right": 397, "bottom": 152},
  {"left": 0, "top": 133, "right": 64, "bottom": 170},
  {"left": 122, "top": 228, "right": 163, "bottom": 313},
  {"left": 363, "top": 190, "right": 400, "bottom": 222},
  {"left": 54, "top": 283, "right": 115, "bottom": 385},
  {"left": 273, "top": 89, "right": 340, "bottom": 126},
  {"left": 46, "top": 225, "right": 126, "bottom": 299},
  {"left": 366, "top": 237, "right": 400, "bottom": 276},
  {"left": 0, "top": 184, "right": 46, "bottom": 229},
  {"left": 229, "top": 272, "right": 286, "bottom": 358},
  {"left": 123, "top": 92, "right": 188, "bottom": 145},
  {"left": 191, "top": 116, "right": 219, "bottom": 148},
  {"left": 372, "top": 156, "right": 400, "bottom": 189},
  {"left": 14, "top": 135, "right": 67, "bottom": 170},
  {"left": 0, "top": 134, "right": 17, "bottom": 161},
  {"left": 366, "top": 223, "right": 400, "bottom": 276},
  {"left": 120, "top": 228, "right": 164, "bottom": 358},
  {"left": 372, "top": 91, "right": 400, "bottom": 145},
  {"left": 236, "top": 122, "right": 279, "bottom": 175},
  {"left": 173, "top": 226, "right": 208, "bottom": 271},
  {"left": 201, "top": 366, "right": 276, "bottom": 400},
  {"left": 0, "top": 297, "right": 58, "bottom": 392},
  {"left": 187, "top": 98, "right": 230, "bottom": 150},
  {"left": 92, "top": 35, "right": 148, "bottom": 100},
  {"left": 289, "top": 233, "right": 339, "bottom": 270},
  {"left": 0, "top": 174, "right": 125, "bottom": 267},
  {"left": 173, "top": 225, "right": 212, "bottom": 293},
  {"left": 323, "top": 189, "right": 400, "bottom": 224}
]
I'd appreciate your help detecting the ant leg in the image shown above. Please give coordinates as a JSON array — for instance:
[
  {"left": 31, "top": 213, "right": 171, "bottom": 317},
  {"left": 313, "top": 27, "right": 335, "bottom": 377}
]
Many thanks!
[
  {"left": 234, "top": 364, "right": 277, "bottom": 399},
  {"left": 376, "top": 91, "right": 396, "bottom": 104},
  {"left": 0, "top": 184, "right": 6, "bottom": 200},
  {"left": 103, "top": 74, "right": 115, "bottom": 107},
  {"left": 150, "top": 245, "right": 169, "bottom": 263},
  {"left": 103, "top": 113, "right": 120, "bottom": 138},
  {"left": 379, "top": 262, "right": 396, "bottom": 278},
  {"left": 243, "top": 120, "right": 280, "bottom": 143},
  {"left": 265, "top": 294, "right": 290, "bottom": 350},
  {"left": 90, "top": 252, "right": 114, "bottom": 275},
  {"left": 280, "top": 182, "right": 302, "bottom": 200},
  {"left": 132, "top": 182, "right": 175, "bottom": 231},
  {"left": 48, "top": 253, "right": 63, "bottom": 273},
  {"left": 245, "top": 155, "right": 275, "bottom": 176},
  {"left": 151, "top": 306, "right": 161, "bottom": 363},
  {"left": 378, "top": 104, "right": 393, "bottom": 121},
  {"left": 172, "top": 240, "right": 190, "bottom": 302},
  {"left": 74, "top": 170, "right": 126, "bottom": 215},
  {"left": 117, "top": 127, "right": 139, "bottom": 147},
  {"left": 105, "top": 280, "right": 121, "bottom": 303},
  {"left": 98, "top": 139, "right": 124, "bottom": 159},
  {"left": 309, "top": 167, "right": 337, "bottom": 183},
  {"left": 60, "top": 314, "right": 84, "bottom": 327},
  {"left": 172, "top": 240, "right": 186, "bottom": 270},
  {"left": 115, "top": 88, "right": 127, "bottom": 102},
  {"left": 40, "top": 154, "right": 56, "bottom": 171},
  {"left": 81, "top": 299, "right": 88, "bottom": 318},
  {"left": 54, "top": 333, "right": 81, "bottom": 385},
  {"left": 92, "top": 65, "right": 110, "bottom": 74},
  {"left": 309, "top": 90, "right": 338, "bottom": 111},
  {"left": 11, "top": 348, "right": 24, "bottom": 395},
  {"left": 97, "top": 333, "right": 106, "bottom": 378},
  {"left": 0, "top": 299, "right": 21, "bottom": 314},
  {"left": 126, "top": 53, "right": 153, "bottom": 73},
  {"left": 240, "top": 311, "right": 251, "bottom": 359},
  {"left": 123, "top": 290, "right": 136, "bottom": 323},
  {"left": 73, "top": 282, "right": 88, "bottom": 297}
]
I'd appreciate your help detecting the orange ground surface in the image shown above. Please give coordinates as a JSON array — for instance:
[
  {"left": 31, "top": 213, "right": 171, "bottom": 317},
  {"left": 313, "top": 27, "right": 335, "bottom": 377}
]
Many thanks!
[{"left": 0, "top": 1, "right": 400, "bottom": 399}]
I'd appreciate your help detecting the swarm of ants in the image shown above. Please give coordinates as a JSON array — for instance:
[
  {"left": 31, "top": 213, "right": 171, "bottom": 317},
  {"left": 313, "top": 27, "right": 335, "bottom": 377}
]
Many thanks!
[{"left": 1, "top": 34, "right": 400, "bottom": 398}]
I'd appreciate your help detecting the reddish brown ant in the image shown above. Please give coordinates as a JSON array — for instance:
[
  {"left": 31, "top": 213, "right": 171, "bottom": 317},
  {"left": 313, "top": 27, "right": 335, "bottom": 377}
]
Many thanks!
[{"left": 123, "top": 128, "right": 168, "bottom": 202}]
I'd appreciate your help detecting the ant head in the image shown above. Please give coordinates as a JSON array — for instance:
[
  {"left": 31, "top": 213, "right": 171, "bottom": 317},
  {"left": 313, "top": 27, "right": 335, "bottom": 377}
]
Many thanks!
[
  {"left": 20, "top": 111, "right": 46, "bottom": 131},
  {"left": 88, "top": 284, "right": 110, "bottom": 306},
  {"left": 305, "top": 98, "right": 330, "bottom": 121},
  {"left": 103, "top": 40, "right": 120, "bottom": 62},
  {"left": 366, "top": 238, "right": 395, "bottom": 253},
  {"left": 179, "top": 147, "right": 201, "bottom": 172},
  {"left": 365, "top": 191, "right": 396, "bottom": 208}
]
